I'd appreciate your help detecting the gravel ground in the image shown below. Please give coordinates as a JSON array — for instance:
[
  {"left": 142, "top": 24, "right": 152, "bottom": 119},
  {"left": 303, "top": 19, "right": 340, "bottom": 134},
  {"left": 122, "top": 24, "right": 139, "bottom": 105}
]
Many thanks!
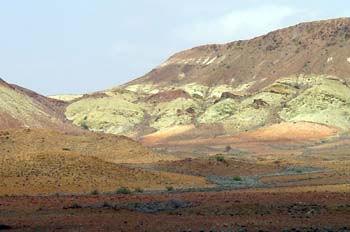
[{"left": 129, "top": 164, "right": 327, "bottom": 194}]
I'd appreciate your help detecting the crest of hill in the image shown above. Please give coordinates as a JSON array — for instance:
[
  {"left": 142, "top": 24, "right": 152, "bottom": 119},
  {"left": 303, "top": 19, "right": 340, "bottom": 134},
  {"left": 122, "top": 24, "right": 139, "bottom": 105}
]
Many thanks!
[{"left": 126, "top": 17, "right": 350, "bottom": 90}]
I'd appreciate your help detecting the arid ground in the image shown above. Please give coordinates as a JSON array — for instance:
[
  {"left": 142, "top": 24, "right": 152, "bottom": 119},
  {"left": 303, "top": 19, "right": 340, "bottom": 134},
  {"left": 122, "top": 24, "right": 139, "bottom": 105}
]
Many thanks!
[
  {"left": 0, "top": 190, "right": 349, "bottom": 231},
  {"left": 0, "top": 128, "right": 350, "bottom": 231},
  {"left": 1, "top": 18, "right": 350, "bottom": 231}
]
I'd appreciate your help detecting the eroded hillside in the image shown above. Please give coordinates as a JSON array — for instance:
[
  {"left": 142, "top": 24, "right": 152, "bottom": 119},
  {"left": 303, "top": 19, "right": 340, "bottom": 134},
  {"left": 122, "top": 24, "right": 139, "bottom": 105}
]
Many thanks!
[
  {"left": 64, "top": 18, "right": 350, "bottom": 141},
  {"left": 65, "top": 75, "right": 349, "bottom": 139},
  {"left": 0, "top": 79, "right": 76, "bottom": 131}
]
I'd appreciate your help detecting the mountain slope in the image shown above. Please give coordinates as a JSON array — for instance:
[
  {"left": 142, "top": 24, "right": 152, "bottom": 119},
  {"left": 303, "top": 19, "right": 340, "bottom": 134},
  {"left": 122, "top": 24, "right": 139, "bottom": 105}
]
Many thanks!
[
  {"left": 0, "top": 78, "right": 76, "bottom": 131},
  {"left": 127, "top": 17, "right": 350, "bottom": 89},
  {"left": 65, "top": 18, "right": 350, "bottom": 140}
]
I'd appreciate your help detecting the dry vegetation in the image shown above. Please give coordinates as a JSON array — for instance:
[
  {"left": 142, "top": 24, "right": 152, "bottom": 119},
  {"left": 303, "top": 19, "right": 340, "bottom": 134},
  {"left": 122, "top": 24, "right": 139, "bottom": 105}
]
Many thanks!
[
  {"left": 0, "top": 129, "right": 213, "bottom": 195},
  {"left": 0, "top": 152, "right": 211, "bottom": 195}
]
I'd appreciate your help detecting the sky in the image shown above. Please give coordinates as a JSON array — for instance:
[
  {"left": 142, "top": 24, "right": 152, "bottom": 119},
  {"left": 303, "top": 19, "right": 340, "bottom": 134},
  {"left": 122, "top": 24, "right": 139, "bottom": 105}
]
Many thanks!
[{"left": 0, "top": 0, "right": 349, "bottom": 95}]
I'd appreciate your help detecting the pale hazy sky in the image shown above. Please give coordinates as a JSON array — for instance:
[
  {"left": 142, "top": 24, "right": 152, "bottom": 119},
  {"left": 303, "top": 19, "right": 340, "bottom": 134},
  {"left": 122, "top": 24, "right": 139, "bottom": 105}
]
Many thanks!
[{"left": 0, "top": 0, "right": 349, "bottom": 95}]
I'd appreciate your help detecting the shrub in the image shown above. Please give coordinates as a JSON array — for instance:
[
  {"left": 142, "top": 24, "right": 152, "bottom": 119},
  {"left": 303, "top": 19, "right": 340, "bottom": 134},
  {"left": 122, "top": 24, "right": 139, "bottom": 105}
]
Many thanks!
[
  {"left": 90, "top": 189, "right": 99, "bottom": 195},
  {"left": 224, "top": 145, "right": 232, "bottom": 153},
  {"left": 81, "top": 122, "right": 89, "bottom": 130},
  {"left": 0, "top": 225, "right": 13, "bottom": 230},
  {"left": 166, "top": 186, "right": 174, "bottom": 192},
  {"left": 116, "top": 187, "right": 132, "bottom": 194},
  {"left": 134, "top": 187, "right": 144, "bottom": 193},
  {"left": 214, "top": 155, "right": 225, "bottom": 162},
  {"left": 232, "top": 176, "right": 242, "bottom": 181},
  {"left": 66, "top": 203, "right": 82, "bottom": 209},
  {"left": 102, "top": 201, "right": 114, "bottom": 208}
]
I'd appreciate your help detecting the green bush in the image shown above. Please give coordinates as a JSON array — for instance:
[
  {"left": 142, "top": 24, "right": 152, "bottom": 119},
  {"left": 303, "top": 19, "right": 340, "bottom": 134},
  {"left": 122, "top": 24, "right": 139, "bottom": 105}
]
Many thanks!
[
  {"left": 116, "top": 187, "right": 132, "bottom": 194},
  {"left": 232, "top": 176, "right": 242, "bottom": 181},
  {"left": 90, "top": 189, "right": 99, "bottom": 195},
  {"left": 81, "top": 122, "right": 89, "bottom": 130},
  {"left": 214, "top": 155, "right": 225, "bottom": 162},
  {"left": 166, "top": 186, "right": 174, "bottom": 192},
  {"left": 134, "top": 187, "right": 144, "bottom": 193}
]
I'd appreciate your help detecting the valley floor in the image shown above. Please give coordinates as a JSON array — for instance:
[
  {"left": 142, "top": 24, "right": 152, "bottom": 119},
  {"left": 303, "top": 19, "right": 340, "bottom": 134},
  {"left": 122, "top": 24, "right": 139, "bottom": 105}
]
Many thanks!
[
  {"left": 1, "top": 129, "right": 350, "bottom": 231},
  {"left": 0, "top": 190, "right": 349, "bottom": 231}
]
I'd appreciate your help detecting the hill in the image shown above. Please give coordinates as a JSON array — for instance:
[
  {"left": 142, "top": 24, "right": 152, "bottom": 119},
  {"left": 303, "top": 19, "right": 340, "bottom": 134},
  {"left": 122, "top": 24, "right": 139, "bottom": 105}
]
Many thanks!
[
  {"left": 0, "top": 78, "right": 76, "bottom": 131},
  {"left": 0, "top": 128, "right": 174, "bottom": 164},
  {"left": 0, "top": 129, "right": 212, "bottom": 195},
  {"left": 64, "top": 18, "right": 350, "bottom": 144}
]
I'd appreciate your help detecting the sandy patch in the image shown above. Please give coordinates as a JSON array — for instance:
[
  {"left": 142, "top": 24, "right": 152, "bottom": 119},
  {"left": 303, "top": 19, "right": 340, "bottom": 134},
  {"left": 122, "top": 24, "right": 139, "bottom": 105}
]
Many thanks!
[
  {"left": 244, "top": 122, "right": 338, "bottom": 141},
  {"left": 142, "top": 124, "right": 195, "bottom": 144}
]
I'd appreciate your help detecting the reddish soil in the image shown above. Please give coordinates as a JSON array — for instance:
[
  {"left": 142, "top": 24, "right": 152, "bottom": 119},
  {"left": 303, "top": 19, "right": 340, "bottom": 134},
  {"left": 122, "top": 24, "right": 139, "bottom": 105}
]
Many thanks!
[
  {"left": 142, "top": 122, "right": 338, "bottom": 153},
  {"left": 0, "top": 191, "right": 349, "bottom": 231},
  {"left": 243, "top": 122, "right": 338, "bottom": 141},
  {"left": 140, "top": 158, "right": 284, "bottom": 177},
  {"left": 146, "top": 89, "right": 190, "bottom": 103},
  {"left": 0, "top": 112, "right": 24, "bottom": 130},
  {"left": 141, "top": 124, "right": 196, "bottom": 144}
]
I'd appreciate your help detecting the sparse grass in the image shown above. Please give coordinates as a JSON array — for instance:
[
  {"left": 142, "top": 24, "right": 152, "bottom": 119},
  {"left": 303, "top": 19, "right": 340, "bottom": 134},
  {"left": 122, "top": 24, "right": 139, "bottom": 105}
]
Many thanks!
[
  {"left": 116, "top": 187, "right": 132, "bottom": 194},
  {"left": 166, "top": 186, "right": 174, "bottom": 192},
  {"left": 232, "top": 176, "right": 242, "bottom": 181}
]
